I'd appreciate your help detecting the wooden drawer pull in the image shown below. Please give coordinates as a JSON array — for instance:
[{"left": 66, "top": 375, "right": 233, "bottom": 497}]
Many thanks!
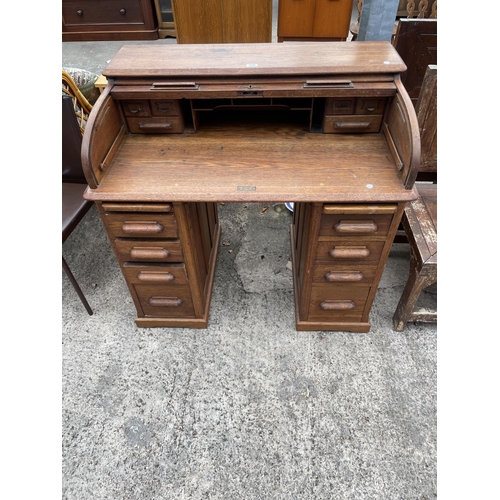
[
  {"left": 325, "top": 271, "right": 363, "bottom": 282},
  {"left": 149, "top": 297, "right": 183, "bottom": 307},
  {"left": 334, "top": 220, "right": 377, "bottom": 232},
  {"left": 103, "top": 203, "right": 172, "bottom": 212},
  {"left": 329, "top": 246, "right": 370, "bottom": 259},
  {"left": 334, "top": 121, "right": 371, "bottom": 129},
  {"left": 130, "top": 247, "right": 169, "bottom": 259},
  {"left": 137, "top": 271, "right": 174, "bottom": 283},
  {"left": 122, "top": 221, "right": 164, "bottom": 234},
  {"left": 138, "top": 122, "right": 173, "bottom": 130},
  {"left": 320, "top": 300, "right": 355, "bottom": 311}
]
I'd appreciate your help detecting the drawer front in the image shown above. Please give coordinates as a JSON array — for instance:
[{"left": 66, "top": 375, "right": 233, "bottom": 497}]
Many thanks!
[
  {"left": 115, "top": 240, "right": 184, "bottom": 262},
  {"left": 319, "top": 213, "right": 394, "bottom": 237},
  {"left": 122, "top": 100, "right": 151, "bottom": 117},
  {"left": 127, "top": 116, "right": 184, "bottom": 134},
  {"left": 135, "top": 284, "right": 195, "bottom": 317},
  {"left": 150, "top": 100, "right": 181, "bottom": 117},
  {"left": 104, "top": 212, "right": 178, "bottom": 239},
  {"left": 316, "top": 241, "right": 385, "bottom": 263},
  {"left": 325, "top": 98, "right": 355, "bottom": 115},
  {"left": 323, "top": 115, "right": 383, "bottom": 134},
  {"left": 63, "top": 0, "right": 144, "bottom": 26},
  {"left": 312, "top": 263, "right": 378, "bottom": 285},
  {"left": 354, "top": 98, "right": 387, "bottom": 115},
  {"left": 122, "top": 263, "right": 188, "bottom": 285},
  {"left": 308, "top": 286, "right": 370, "bottom": 322}
]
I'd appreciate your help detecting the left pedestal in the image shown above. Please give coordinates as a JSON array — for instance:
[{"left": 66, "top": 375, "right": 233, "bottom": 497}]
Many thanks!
[{"left": 97, "top": 201, "right": 220, "bottom": 328}]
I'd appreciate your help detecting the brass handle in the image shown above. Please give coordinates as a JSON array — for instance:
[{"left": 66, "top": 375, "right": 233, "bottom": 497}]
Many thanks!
[
  {"left": 149, "top": 297, "right": 182, "bottom": 307},
  {"left": 329, "top": 246, "right": 370, "bottom": 259},
  {"left": 137, "top": 271, "right": 174, "bottom": 283},
  {"left": 320, "top": 300, "right": 355, "bottom": 310},
  {"left": 130, "top": 247, "right": 170, "bottom": 260},
  {"left": 324, "top": 271, "right": 363, "bottom": 282},
  {"left": 334, "top": 220, "right": 378, "bottom": 233},
  {"left": 122, "top": 221, "right": 164, "bottom": 234}
]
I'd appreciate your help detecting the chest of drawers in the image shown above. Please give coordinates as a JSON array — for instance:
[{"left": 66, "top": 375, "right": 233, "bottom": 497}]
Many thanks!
[{"left": 82, "top": 42, "right": 420, "bottom": 332}]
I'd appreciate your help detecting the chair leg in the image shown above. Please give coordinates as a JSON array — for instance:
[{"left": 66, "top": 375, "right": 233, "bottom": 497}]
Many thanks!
[
  {"left": 392, "top": 254, "right": 435, "bottom": 331},
  {"left": 62, "top": 256, "right": 93, "bottom": 315}
]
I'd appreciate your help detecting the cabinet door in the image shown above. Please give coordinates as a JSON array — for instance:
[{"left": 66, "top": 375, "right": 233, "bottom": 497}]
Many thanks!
[
  {"left": 221, "top": 0, "right": 272, "bottom": 42},
  {"left": 312, "top": 0, "right": 353, "bottom": 38},
  {"left": 278, "top": 0, "right": 316, "bottom": 38},
  {"left": 172, "top": 0, "right": 223, "bottom": 43}
]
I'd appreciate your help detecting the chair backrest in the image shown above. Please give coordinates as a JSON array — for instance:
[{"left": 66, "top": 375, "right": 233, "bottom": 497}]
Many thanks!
[{"left": 62, "top": 94, "right": 87, "bottom": 183}]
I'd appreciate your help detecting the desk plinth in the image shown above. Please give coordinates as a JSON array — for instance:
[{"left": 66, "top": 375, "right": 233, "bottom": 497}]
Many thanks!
[{"left": 82, "top": 42, "right": 420, "bottom": 332}]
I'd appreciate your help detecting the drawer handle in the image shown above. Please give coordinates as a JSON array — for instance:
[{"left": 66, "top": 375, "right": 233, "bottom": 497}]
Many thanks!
[
  {"left": 76, "top": 9, "right": 83, "bottom": 16},
  {"left": 130, "top": 247, "right": 170, "bottom": 259},
  {"left": 122, "top": 221, "right": 164, "bottom": 234},
  {"left": 120, "top": 8, "right": 126, "bottom": 15},
  {"left": 334, "top": 220, "right": 378, "bottom": 233},
  {"left": 366, "top": 107, "right": 376, "bottom": 112},
  {"left": 334, "top": 121, "right": 371, "bottom": 129},
  {"left": 151, "top": 82, "right": 200, "bottom": 90},
  {"left": 138, "top": 271, "right": 174, "bottom": 283},
  {"left": 304, "top": 80, "right": 353, "bottom": 88},
  {"left": 138, "top": 122, "right": 173, "bottom": 130},
  {"left": 149, "top": 297, "right": 183, "bottom": 307},
  {"left": 325, "top": 271, "right": 363, "bottom": 282},
  {"left": 329, "top": 246, "right": 370, "bottom": 259},
  {"left": 320, "top": 300, "right": 355, "bottom": 311}
]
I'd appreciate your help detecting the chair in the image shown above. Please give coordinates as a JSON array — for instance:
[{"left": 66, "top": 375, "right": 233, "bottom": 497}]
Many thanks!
[
  {"left": 62, "top": 79, "right": 94, "bottom": 315},
  {"left": 392, "top": 65, "right": 437, "bottom": 331}
]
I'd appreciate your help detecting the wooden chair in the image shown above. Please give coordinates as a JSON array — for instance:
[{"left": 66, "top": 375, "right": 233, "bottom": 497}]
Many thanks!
[
  {"left": 62, "top": 83, "right": 94, "bottom": 315},
  {"left": 392, "top": 65, "right": 437, "bottom": 331},
  {"left": 350, "top": 0, "right": 437, "bottom": 41}
]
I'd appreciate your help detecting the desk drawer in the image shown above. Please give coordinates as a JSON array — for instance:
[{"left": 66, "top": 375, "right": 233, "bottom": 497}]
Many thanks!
[
  {"left": 316, "top": 241, "right": 385, "bottom": 263},
  {"left": 312, "top": 263, "right": 378, "bottom": 285},
  {"left": 122, "top": 263, "right": 188, "bottom": 285},
  {"left": 122, "top": 100, "right": 151, "bottom": 117},
  {"left": 115, "top": 240, "right": 184, "bottom": 262},
  {"left": 308, "top": 286, "right": 370, "bottom": 322},
  {"left": 150, "top": 100, "right": 182, "bottom": 117},
  {"left": 319, "top": 213, "right": 394, "bottom": 237},
  {"left": 134, "top": 284, "right": 195, "bottom": 317},
  {"left": 104, "top": 212, "right": 178, "bottom": 239},
  {"left": 63, "top": 0, "right": 144, "bottom": 26},
  {"left": 127, "top": 116, "right": 184, "bottom": 134},
  {"left": 323, "top": 115, "right": 383, "bottom": 133}
]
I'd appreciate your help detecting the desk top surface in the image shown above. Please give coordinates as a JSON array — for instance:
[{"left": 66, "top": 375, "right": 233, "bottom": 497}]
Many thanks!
[
  {"left": 85, "top": 121, "right": 417, "bottom": 203},
  {"left": 103, "top": 42, "right": 406, "bottom": 79}
]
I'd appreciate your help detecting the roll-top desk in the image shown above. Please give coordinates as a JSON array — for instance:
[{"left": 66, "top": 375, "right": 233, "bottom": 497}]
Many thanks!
[{"left": 82, "top": 42, "right": 420, "bottom": 332}]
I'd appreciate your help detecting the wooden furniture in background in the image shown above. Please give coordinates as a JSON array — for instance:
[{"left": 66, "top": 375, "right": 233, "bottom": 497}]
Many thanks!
[
  {"left": 393, "top": 65, "right": 437, "bottom": 331},
  {"left": 171, "top": 0, "right": 272, "bottom": 43},
  {"left": 62, "top": 0, "right": 158, "bottom": 41},
  {"left": 278, "top": 0, "right": 354, "bottom": 42},
  {"left": 153, "top": 0, "right": 176, "bottom": 38},
  {"left": 350, "top": 0, "right": 437, "bottom": 41},
  {"left": 81, "top": 42, "right": 420, "bottom": 332}
]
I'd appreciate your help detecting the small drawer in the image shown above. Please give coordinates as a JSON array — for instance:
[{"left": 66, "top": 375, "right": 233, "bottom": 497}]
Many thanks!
[
  {"left": 150, "top": 100, "right": 181, "bottom": 117},
  {"left": 104, "top": 212, "right": 178, "bottom": 239},
  {"left": 312, "top": 263, "right": 378, "bottom": 285},
  {"left": 134, "top": 284, "right": 195, "bottom": 318},
  {"left": 316, "top": 241, "right": 385, "bottom": 263},
  {"left": 323, "top": 115, "right": 383, "bottom": 134},
  {"left": 325, "top": 98, "right": 355, "bottom": 115},
  {"left": 122, "top": 263, "right": 188, "bottom": 285},
  {"left": 308, "top": 286, "right": 370, "bottom": 322},
  {"left": 114, "top": 240, "right": 184, "bottom": 263},
  {"left": 63, "top": 1, "right": 144, "bottom": 26},
  {"left": 355, "top": 98, "right": 386, "bottom": 115},
  {"left": 122, "top": 100, "right": 151, "bottom": 117},
  {"left": 127, "top": 116, "right": 184, "bottom": 134},
  {"left": 319, "top": 213, "right": 394, "bottom": 237}
]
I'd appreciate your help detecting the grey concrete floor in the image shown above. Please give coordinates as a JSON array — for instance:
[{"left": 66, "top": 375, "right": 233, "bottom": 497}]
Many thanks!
[{"left": 62, "top": 23, "right": 437, "bottom": 500}]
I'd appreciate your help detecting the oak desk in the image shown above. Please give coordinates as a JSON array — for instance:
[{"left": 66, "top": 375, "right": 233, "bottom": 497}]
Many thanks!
[{"left": 82, "top": 42, "right": 420, "bottom": 332}]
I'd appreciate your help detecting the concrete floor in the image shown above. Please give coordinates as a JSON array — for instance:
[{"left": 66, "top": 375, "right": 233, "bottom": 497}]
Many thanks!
[{"left": 62, "top": 10, "right": 437, "bottom": 499}]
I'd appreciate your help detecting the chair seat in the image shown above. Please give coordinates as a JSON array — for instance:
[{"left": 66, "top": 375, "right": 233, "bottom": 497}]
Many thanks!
[{"left": 62, "top": 182, "right": 93, "bottom": 243}]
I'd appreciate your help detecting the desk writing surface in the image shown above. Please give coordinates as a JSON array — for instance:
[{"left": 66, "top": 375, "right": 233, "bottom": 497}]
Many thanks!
[{"left": 84, "top": 122, "right": 417, "bottom": 203}]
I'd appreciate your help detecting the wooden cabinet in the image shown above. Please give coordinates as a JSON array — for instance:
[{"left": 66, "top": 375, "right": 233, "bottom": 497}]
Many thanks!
[
  {"left": 81, "top": 42, "right": 420, "bottom": 332},
  {"left": 62, "top": 0, "right": 158, "bottom": 41},
  {"left": 153, "top": 0, "right": 176, "bottom": 38},
  {"left": 171, "top": 0, "right": 272, "bottom": 43},
  {"left": 278, "top": 0, "right": 354, "bottom": 42}
]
